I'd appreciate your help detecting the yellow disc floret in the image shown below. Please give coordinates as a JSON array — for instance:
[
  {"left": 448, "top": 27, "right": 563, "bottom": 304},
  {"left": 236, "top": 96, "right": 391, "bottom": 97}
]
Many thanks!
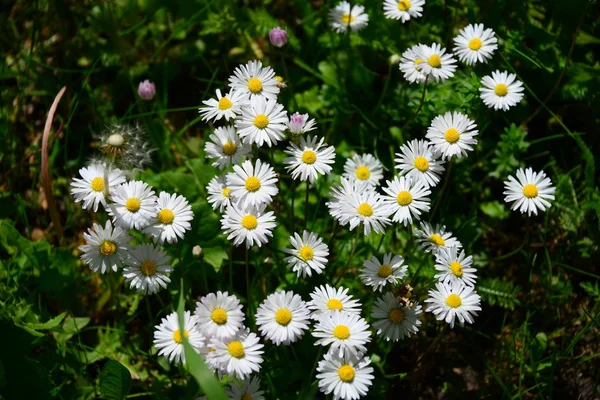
[
  {"left": 428, "top": 54, "right": 441, "bottom": 68},
  {"left": 211, "top": 308, "right": 228, "bottom": 325},
  {"left": 91, "top": 177, "right": 105, "bottom": 192},
  {"left": 125, "top": 198, "right": 141, "bottom": 212},
  {"left": 333, "top": 325, "right": 350, "bottom": 340},
  {"left": 446, "top": 294, "right": 462, "bottom": 308},
  {"left": 449, "top": 261, "right": 463, "bottom": 277},
  {"left": 241, "top": 215, "right": 258, "bottom": 230},
  {"left": 140, "top": 260, "right": 157, "bottom": 276},
  {"left": 388, "top": 308, "right": 404, "bottom": 323},
  {"left": 468, "top": 38, "right": 482, "bottom": 50},
  {"left": 378, "top": 264, "right": 393, "bottom": 278},
  {"left": 522, "top": 184, "right": 538, "bottom": 198},
  {"left": 414, "top": 156, "right": 429, "bottom": 172},
  {"left": 338, "top": 364, "right": 355, "bottom": 382},
  {"left": 275, "top": 308, "right": 292, "bottom": 326},
  {"left": 327, "top": 299, "right": 343, "bottom": 311},
  {"left": 228, "top": 341, "right": 245, "bottom": 358},
  {"left": 341, "top": 14, "right": 355, "bottom": 24},
  {"left": 172, "top": 329, "right": 189, "bottom": 344},
  {"left": 247, "top": 78, "right": 263, "bottom": 93},
  {"left": 99, "top": 241, "right": 116, "bottom": 256},
  {"left": 218, "top": 96, "right": 233, "bottom": 110},
  {"left": 222, "top": 141, "right": 238, "bottom": 156},
  {"left": 357, "top": 203, "right": 373, "bottom": 217},
  {"left": 222, "top": 188, "right": 231, "bottom": 198},
  {"left": 253, "top": 114, "right": 269, "bottom": 129},
  {"left": 355, "top": 166, "right": 371, "bottom": 180},
  {"left": 299, "top": 246, "right": 314, "bottom": 261},
  {"left": 444, "top": 128, "right": 460, "bottom": 144},
  {"left": 430, "top": 234, "right": 445, "bottom": 247},
  {"left": 245, "top": 176, "right": 261, "bottom": 192},
  {"left": 301, "top": 150, "right": 317, "bottom": 164},
  {"left": 396, "top": 190, "right": 413, "bottom": 206},
  {"left": 157, "top": 209, "right": 175, "bottom": 225},
  {"left": 398, "top": 0, "right": 411, "bottom": 11},
  {"left": 494, "top": 83, "right": 508, "bottom": 97}
]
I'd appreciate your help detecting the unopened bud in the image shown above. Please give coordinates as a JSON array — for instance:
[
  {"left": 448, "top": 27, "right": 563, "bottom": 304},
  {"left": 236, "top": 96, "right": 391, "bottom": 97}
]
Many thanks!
[{"left": 269, "top": 27, "right": 288, "bottom": 48}]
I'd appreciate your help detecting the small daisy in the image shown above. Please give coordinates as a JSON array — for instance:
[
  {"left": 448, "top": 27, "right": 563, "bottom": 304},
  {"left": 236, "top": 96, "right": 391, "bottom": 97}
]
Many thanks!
[
  {"left": 221, "top": 204, "right": 276, "bottom": 248},
  {"left": 123, "top": 243, "right": 172, "bottom": 294},
  {"left": 415, "top": 222, "right": 462, "bottom": 254},
  {"left": 71, "top": 163, "right": 126, "bottom": 212},
  {"left": 226, "top": 159, "right": 278, "bottom": 208},
  {"left": 227, "top": 376, "right": 265, "bottom": 400},
  {"left": 434, "top": 246, "right": 477, "bottom": 287},
  {"left": 338, "top": 190, "right": 392, "bottom": 236},
  {"left": 329, "top": 1, "right": 369, "bottom": 33},
  {"left": 426, "top": 111, "right": 479, "bottom": 160},
  {"left": 308, "top": 285, "right": 362, "bottom": 321},
  {"left": 383, "top": 0, "right": 425, "bottom": 23},
  {"left": 207, "top": 175, "right": 232, "bottom": 212},
  {"left": 235, "top": 96, "right": 288, "bottom": 147},
  {"left": 342, "top": 153, "right": 384, "bottom": 188},
  {"left": 382, "top": 176, "right": 431, "bottom": 226},
  {"left": 255, "top": 291, "right": 311, "bottom": 345},
  {"left": 108, "top": 181, "right": 157, "bottom": 230},
  {"left": 209, "top": 328, "right": 264, "bottom": 380},
  {"left": 399, "top": 44, "right": 428, "bottom": 84},
  {"left": 199, "top": 89, "right": 247, "bottom": 123},
  {"left": 360, "top": 253, "right": 408, "bottom": 292},
  {"left": 79, "top": 220, "right": 131, "bottom": 273},
  {"left": 312, "top": 311, "right": 372, "bottom": 358},
  {"left": 143, "top": 192, "right": 194, "bottom": 244},
  {"left": 204, "top": 126, "right": 251, "bottom": 170},
  {"left": 480, "top": 70, "right": 525, "bottom": 111},
  {"left": 326, "top": 177, "right": 360, "bottom": 222},
  {"left": 414, "top": 43, "right": 457, "bottom": 82},
  {"left": 288, "top": 112, "right": 317, "bottom": 135},
  {"left": 316, "top": 351, "right": 374, "bottom": 400},
  {"left": 283, "top": 136, "right": 336, "bottom": 184},
  {"left": 195, "top": 291, "right": 245, "bottom": 340},
  {"left": 283, "top": 231, "right": 330, "bottom": 278},
  {"left": 453, "top": 23, "right": 498, "bottom": 65},
  {"left": 503, "top": 167, "right": 556, "bottom": 216},
  {"left": 371, "top": 292, "right": 422, "bottom": 341},
  {"left": 395, "top": 139, "right": 445, "bottom": 188},
  {"left": 153, "top": 310, "right": 205, "bottom": 364},
  {"left": 228, "top": 60, "right": 280, "bottom": 101},
  {"left": 425, "top": 281, "right": 481, "bottom": 328}
]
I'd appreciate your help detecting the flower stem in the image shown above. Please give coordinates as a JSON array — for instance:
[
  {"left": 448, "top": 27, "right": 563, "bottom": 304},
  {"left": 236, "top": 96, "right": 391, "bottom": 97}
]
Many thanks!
[
  {"left": 401, "top": 78, "right": 428, "bottom": 132},
  {"left": 430, "top": 159, "right": 452, "bottom": 220},
  {"left": 334, "top": 229, "right": 361, "bottom": 286},
  {"left": 304, "top": 182, "right": 310, "bottom": 230}
]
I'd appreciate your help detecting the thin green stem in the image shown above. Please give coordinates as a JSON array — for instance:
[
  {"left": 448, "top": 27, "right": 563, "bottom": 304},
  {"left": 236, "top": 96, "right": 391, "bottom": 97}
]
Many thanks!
[
  {"left": 304, "top": 183, "right": 310, "bottom": 230},
  {"left": 400, "top": 78, "right": 428, "bottom": 132},
  {"left": 334, "top": 229, "right": 361, "bottom": 286},
  {"left": 430, "top": 159, "right": 452, "bottom": 220}
]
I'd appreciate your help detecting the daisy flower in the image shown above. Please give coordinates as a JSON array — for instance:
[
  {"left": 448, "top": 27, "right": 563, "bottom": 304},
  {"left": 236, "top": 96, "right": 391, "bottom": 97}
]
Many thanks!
[
  {"left": 338, "top": 190, "right": 392, "bottom": 236},
  {"left": 329, "top": 1, "right": 369, "bottom": 33},
  {"left": 415, "top": 222, "right": 462, "bottom": 254},
  {"left": 283, "top": 231, "right": 330, "bottom": 278},
  {"left": 206, "top": 175, "right": 232, "bottom": 212},
  {"left": 195, "top": 291, "right": 245, "bottom": 340},
  {"left": 221, "top": 204, "right": 276, "bottom": 248},
  {"left": 312, "top": 311, "right": 372, "bottom": 358},
  {"left": 79, "top": 220, "right": 131, "bottom": 273},
  {"left": 371, "top": 292, "right": 422, "bottom": 341},
  {"left": 383, "top": 0, "right": 425, "bottom": 23},
  {"left": 71, "top": 162, "right": 126, "bottom": 212},
  {"left": 426, "top": 111, "right": 479, "bottom": 160},
  {"left": 108, "top": 180, "right": 157, "bottom": 230},
  {"left": 122, "top": 243, "right": 172, "bottom": 294},
  {"left": 503, "top": 167, "right": 555, "bottom": 216},
  {"left": 360, "top": 253, "right": 407, "bottom": 292},
  {"left": 316, "top": 351, "right": 374, "bottom": 400},
  {"left": 227, "top": 376, "right": 265, "bottom": 400},
  {"left": 395, "top": 139, "right": 445, "bottom": 188},
  {"left": 342, "top": 153, "right": 383, "bottom": 188},
  {"left": 453, "top": 23, "right": 498, "bottom": 65},
  {"left": 434, "top": 246, "right": 477, "bottom": 287},
  {"left": 399, "top": 44, "right": 428, "bottom": 84},
  {"left": 382, "top": 176, "right": 431, "bottom": 226},
  {"left": 479, "top": 70, "right": 525, "bottom": 111},
  {"left": 308, "top": 285, "right": 362, "bottom": 321},
  {"left": 143, "top": 192, "right": 193, "bottom": 244},
  {"left": 235, "top": 96, "right": 288, "bottom": 147},
  {"left": 199, "top": 89, "right": 247, "bottom": 123},
  {"left": 255, "top": 291, "right": 311, "bottom": 345},
  {"left": 209, "top": 328, "right": 264, "bottom": 380},
  {"left": 204, "top": 126, "right": 251, "bottom": 170},
  {"left": 228, "top": 60, "right": 280, "bottom": 101},
  {"left": 425, "top": 281, "right": 481, "bottom": 328},
  {"left": 414, "top": 43, "right": 457, "bottom": 82},
  {"left": 153, "top": 310, "right": 205, "bottom": 364},
  {"left": 326, "top": 177, "right": 360, "bottom": 222},
  {"left": 226, "top": 159, "right": 278, "bottom": 208},
  {"left": 288, "top": 112, "right": 317, "bottom": 136},
  {"left": 283, "top": 136, "right": 336, "bottom": 184}
]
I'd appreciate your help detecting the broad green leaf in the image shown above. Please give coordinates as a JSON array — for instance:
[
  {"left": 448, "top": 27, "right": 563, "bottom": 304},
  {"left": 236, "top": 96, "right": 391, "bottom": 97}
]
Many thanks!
[
  {"left": 99, "top": 360, "right": 132, "bottom": 400},
  {"left": 24, "top": 312, "right": 67, "bottom": 331}
]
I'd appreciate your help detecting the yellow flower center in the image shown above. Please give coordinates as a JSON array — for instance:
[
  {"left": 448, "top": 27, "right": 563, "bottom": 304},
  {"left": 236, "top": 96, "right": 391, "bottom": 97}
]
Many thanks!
[
  {"left": 446, "top": 294, "right": 462, "bottom": 308},
  {"left": 414, "top": 156, "right": 429, "bottom": 172},
  {"left": 172, "top": 329, "right": 189, "bottom": 344},
  {"left": 222, "top": 141, "right": 238, "bottom": 156},
  {"left": 468, "top": 38, "right": 482, "bottom": 50},
  {"left": 299, "top": 246, "right": 314, "bottom": 261},
  {"left": 430, "top": 234, "right": 445, "bottom": 247},
  {"left": 245, "top": 176, "right": 261, "bottom": 192},
  {"left": 338, "top": 365, "right": 355, "bottom": 382},
  {"left": 355, "top": 166, "right": 371, "bottom": 180},
  {"left": 218, "top": 96, "right": 233, "bottom": 110},
  {"left": 414, "top": 58, "right": 424, "bottom": 71},
  {"left": 522, "top": 184, "right": 538, "bottom": 198},
  {"left": 275, "top": 76, "right": 283, "bottom": 83},
  {"left": 275, "top": 308, "right": 292, "bottom": 326},
  {"left": 140, "top": 260, "right": 157, "bottom": 276},
  {"left": 222, "top": 188, "right": 231, "bottom": 198},
  {"left": 341, "top": 14, "right": 355, "bottom": 24},
  {"left": 247, "top": 77, "right": 263, "bottom": 93},
  {"left": 357, "top": 202, "right": 373, "bottom": 217},
  {"left": 445, "top": 128, "right": 460, "bottom": 144},
  {"left": 428, "top": 54, "right": 441, "bottom": 68},
  {"left": 242, "top": 394, "right": 253, "bottom": 400},
  {"left": 228, "top": 341, "right": 245, "bottom": 358},
  {"left": 99, "top": 241, "right": 116, "bottom": 256},
  {"left": 327, "top": 299, "right": 343, "bottom": 311},
  {"left": 254, "top": 114, "right": 269, "bottom": 129},
  {"left": 157, "top": 209, "right": 175, "bottom": 225},
  {"left": 388, "top": 308, "right": 404, "bottom": 323},
  {"left": 494, "top": 83, "right": 508, "bottom": 97},
  {"left": 125, "top": 198, "right": 141, "bottom": 212},
  {"left": 449, "top": 261, "right": 463, "bottom": 277},
  {"left": 211, "top": 308, "right": 228, "bottom": 325},
  {"left": 301, "top": 150, "right": 317, "bottom": 164},
  {"left": 333, "top": 325, "right": 350, "bottom": 340},
  {"left": 91, "top": 177, "right": 105, "bottom": 192},
  {"left": 396, "top": 190, "right": 413, "bottom": 206},
  {"left": 378, "top": 264, "right": 393, "bottom": 278},
  {"left": 241, "top": 215, "right": 258, "bottom": 230},
  {"left": 397, "top": 0, "right": 411, "bottom": 11}
]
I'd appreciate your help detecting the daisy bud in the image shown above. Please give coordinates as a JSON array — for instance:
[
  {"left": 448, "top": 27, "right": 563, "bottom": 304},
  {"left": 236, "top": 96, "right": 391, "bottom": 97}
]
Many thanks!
[
  {"left": 192, "top": 245, "right": 203, "bottom": 258},
  {"left": 268, "top": 27, "right": 288, "bottom": 48},
  {"left": 138, "top": 79, "right": 156, "bottom": 101},
  {"left": 288, "top": 112, "right": 316, "bottom": 136}
]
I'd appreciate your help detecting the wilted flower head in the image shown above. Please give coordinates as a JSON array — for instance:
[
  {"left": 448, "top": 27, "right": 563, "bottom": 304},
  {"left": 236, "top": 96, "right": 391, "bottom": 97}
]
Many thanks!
[
  {"left": 269, "top": 27, "right": 288, "bottom": 48},
  {"left": 288, "top": 112, "right": 316, "bottom": 136},
  {"left": 138, "top": 80, "right": 156, "bottom": 101},
  {"left": 96, "top": 122, "right": 155, "bottom": 170}
]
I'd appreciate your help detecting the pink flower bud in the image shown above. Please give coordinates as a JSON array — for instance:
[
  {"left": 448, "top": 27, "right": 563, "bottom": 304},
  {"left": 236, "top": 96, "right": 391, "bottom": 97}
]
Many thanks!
[
  {"left": 137, "top": 80, "right": 156, "bottom": 101},
  {"left": 269, "top": 27, "right": 288, "bottom": 48}
]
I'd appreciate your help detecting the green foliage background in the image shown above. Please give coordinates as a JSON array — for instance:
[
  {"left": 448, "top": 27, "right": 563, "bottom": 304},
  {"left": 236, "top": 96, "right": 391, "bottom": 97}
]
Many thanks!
[{"left": 1, "top": 0, "right": 599, "bottom": 398}]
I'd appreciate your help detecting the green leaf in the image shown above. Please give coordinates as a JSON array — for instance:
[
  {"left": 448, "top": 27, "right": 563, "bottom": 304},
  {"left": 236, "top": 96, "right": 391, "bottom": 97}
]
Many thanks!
[
  {"left": 480, "top": 201, "right": 510, "bottom": 220},
  {"left": 54, "top": 317, "right": 90, "bottom": 345},
  {"left": 99, "top": 360, "right": 132, "bottom": 400},
  {"left": 203, "top": 247, "right": 227, "bottom": 272},
  {"left": 23, "top": 312, "right": 67, "bottom": 331}
]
